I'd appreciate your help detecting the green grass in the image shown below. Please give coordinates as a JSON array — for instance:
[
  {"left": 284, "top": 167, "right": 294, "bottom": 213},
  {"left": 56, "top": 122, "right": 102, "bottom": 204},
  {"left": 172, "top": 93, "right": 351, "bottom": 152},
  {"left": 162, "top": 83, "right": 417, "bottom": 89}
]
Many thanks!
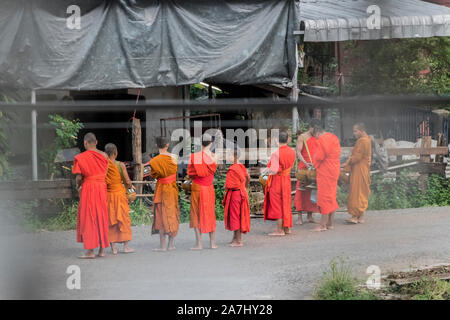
[
  {"left": 314, "top": 258, "right": 379, "bottom": 300},
  {"left": 129, "top": 200, "right": 152, "bottom": 226},
  {"left": 390, "top": 277, "right": 450, "bottom": 300}
]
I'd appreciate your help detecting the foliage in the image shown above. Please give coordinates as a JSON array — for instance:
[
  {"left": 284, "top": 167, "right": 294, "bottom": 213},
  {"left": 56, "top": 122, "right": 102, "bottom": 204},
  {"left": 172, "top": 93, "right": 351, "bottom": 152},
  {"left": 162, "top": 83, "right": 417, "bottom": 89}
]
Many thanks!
[
  {"left": 314, "top": 257, "right": 379, "bottom": 300},
  {"left": 389, "top": 276, "right": 450, "bottom": 300},
  {"left": 179, "top": 189, "right": 191, "bottom": 223},
  {"left": 0, "top": 94, "right": 15, "bottom": 180},
  {"left": 213, "top": 173, "right": 226, "bottom": 221},
  {"left": 40, "top": 114, "right": 84, "bottom": 179},
  {"left": 129, "top": 200, "right": 152, "bottom": 226},
  {"left": 344, "top": 38, "right": 450, "bottom": 96},
  {"left": 338, "top": 169, "right": 450, "bottom": 210},
  {"left": 2, "top": 199, "right": 78, "bottom": 232}
]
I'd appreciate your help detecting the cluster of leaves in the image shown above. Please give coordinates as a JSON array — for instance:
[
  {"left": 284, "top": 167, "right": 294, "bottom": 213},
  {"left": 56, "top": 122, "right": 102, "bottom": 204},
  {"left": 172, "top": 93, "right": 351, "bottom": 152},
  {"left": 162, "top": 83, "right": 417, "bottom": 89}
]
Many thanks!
[
  {"left": 389, "top": 276, "right": 450, "bottom": 300},
  {"left": 40, "top": 114, "right": 84, "bottom": 179},
  {"left": 314, "top": 257, "right": 379, "bottom": 300},
  {"left": 343, "top": 38, "right": 450, "bottom": 96}
]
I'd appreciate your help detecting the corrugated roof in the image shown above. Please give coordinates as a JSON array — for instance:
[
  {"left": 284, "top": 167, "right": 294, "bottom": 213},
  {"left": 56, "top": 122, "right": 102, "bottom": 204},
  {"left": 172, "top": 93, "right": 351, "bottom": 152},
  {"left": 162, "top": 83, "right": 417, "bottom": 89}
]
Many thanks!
[{"left": 299, "top": 0, "right": 450, "bottom": 42}]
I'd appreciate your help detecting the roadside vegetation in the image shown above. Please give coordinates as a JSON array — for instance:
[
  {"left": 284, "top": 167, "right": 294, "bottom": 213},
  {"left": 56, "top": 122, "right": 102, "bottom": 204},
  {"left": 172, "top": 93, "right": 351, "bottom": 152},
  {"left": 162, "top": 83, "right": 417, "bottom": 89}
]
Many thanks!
[
  {"left": 313, "top": 258, "right": 379, "bottom": 300},
  {"left": 337, "top": 169, "right": 450, "bottom": 210},
  {"left": 314, "top": 258, "right": 450, "bottom": 300}
]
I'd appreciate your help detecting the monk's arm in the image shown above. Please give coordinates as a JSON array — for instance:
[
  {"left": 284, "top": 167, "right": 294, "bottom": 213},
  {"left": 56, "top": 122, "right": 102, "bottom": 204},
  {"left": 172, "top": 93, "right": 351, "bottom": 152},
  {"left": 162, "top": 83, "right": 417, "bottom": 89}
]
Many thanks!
[
  {"left": 296, "top": 137, "right": 307, "bottom": 163},
  {"left": 75, "top": 174, "right": 83, "bottom": 193},
  {"left": 120, "top": 162, "right": 133, "bottom": 188},
  {"left": 348, "top": 141, "right": 364, "bottom": 165}
]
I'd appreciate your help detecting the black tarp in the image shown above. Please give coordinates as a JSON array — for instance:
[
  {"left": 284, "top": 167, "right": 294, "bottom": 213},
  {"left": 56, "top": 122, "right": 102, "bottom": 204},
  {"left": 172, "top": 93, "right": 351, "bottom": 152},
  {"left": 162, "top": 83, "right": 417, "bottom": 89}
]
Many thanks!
[{"left": 0, "top": 0, "right": 299, "bottom": 90}]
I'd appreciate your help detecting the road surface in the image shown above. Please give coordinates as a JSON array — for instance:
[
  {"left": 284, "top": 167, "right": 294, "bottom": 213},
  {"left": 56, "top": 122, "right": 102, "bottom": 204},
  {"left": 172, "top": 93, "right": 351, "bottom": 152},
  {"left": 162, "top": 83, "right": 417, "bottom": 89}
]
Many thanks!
[{"left": 1, "top": 206, "right": 449, "bottom": 299}]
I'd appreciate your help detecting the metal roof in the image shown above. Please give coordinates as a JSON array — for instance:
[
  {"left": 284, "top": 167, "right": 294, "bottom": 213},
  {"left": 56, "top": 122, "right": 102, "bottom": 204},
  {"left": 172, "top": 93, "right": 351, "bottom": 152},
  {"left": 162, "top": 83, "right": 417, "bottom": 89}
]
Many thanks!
[{"left": 298, "top": 0, "right": 450, "bottom": 42}]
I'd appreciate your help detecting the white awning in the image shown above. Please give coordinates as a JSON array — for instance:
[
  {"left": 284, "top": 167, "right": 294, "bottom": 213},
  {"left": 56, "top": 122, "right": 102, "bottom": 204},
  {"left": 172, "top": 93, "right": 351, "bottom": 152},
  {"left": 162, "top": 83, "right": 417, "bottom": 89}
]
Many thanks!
[{"left": 299, "top": 0, "right": 450, "bottom": 42}]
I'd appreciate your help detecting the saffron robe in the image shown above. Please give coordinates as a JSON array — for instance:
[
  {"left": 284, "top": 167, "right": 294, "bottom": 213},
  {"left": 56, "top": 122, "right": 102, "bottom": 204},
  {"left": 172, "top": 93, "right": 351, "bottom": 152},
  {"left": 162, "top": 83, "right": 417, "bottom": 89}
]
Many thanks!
[
  {"left": 188, "top": 151, "right": 217, "bottom": 234},
  {"left": 263, "top": 145, "right": 296, "bottom": 228},
  {"left": 295, "top": 135, "right": 319, "bottom": 212},
  {"left": 106, "top": 160, "right": 132, "bottom": 243},
  {"left": 222, "top": 163, "right": 251, "bottom": 233},
  {"left": 344, "top": 133, "right": 371, "bottom": 217},
  {"left": 150, "top": 154, "right": 180, "bottom": 236},
  {"left": 313, "top": 133, "right": 341, "bottom": 215},
  {"left": 72, "top": 150, "right": 109, "bottom": 250}
]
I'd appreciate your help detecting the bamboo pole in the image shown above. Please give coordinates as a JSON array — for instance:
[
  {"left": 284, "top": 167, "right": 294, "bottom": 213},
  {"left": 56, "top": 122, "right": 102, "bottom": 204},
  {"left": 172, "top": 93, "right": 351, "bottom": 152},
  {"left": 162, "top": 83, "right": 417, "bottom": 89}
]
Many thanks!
[{"left": 132, "top": 118, "right": 143, "bottom": 195}]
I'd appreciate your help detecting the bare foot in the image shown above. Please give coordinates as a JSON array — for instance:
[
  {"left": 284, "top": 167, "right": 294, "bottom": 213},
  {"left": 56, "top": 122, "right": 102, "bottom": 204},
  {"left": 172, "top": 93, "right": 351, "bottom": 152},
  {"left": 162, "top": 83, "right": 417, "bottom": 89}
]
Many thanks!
[
  {"left": 358, "top": 219, "right": 365, "bottom": 224},
  {"left": 268, "top": 231, "right": 286, "bottom": 236},
  {"left": 152, "top": 248, "right": 167, "bottom": 252},
  {"left": 345, "top": 218, "right": 358, "bottom": 224},
  {"left": 229, "top": 242, "right": 243, "bottom": 247},
  {"left": 77, "top": 253, "right": 95, "bottom": 259},
  {"left": 168, "top": 246, "right": 176, "bottom": 251},
  {"left": 97, "top": 249, "right": 106, "bottom": 257},
  {"left": 123, "top": 247, "right": 135, "bottom": 253},
  {"left": 308, "top": 218, "right": 318, "bottom": 224},
  {"left": 210, "top": 244, "right": 218, "bottom": 249},
  {"left": 310, "top": 226, "right": 327, "bottom": 232},
  {"left": 326, "top": 226, "right": 334, "bottom": 230},
  {"left": 111, "top": 243, "right": 118, "bottom": 255},
  {"left": 190, "top": 246, "right": 203, "bottom": 250},
  {"left": 296, "top": 219, "right": 303, "bottom": 225},
  {"left": 284, "top": 228, "right": 292, "bottom": 235}
]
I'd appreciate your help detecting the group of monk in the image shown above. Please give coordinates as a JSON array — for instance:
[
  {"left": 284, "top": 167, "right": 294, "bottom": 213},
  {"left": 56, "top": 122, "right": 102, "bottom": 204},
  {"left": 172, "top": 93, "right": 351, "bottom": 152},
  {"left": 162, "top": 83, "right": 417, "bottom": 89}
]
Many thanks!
[{"left": 72, "top": 119, "right": 372, "bottom": 259}]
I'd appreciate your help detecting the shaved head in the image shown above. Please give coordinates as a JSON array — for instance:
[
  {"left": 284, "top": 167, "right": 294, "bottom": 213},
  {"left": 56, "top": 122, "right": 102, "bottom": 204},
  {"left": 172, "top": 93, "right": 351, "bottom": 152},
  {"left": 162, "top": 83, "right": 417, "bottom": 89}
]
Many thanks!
[
  {"left": 84, "top": 132, "right": 97, "bottom": 144},
  {"left": 354, "top": 123, "right": 366, "bottom": 132}
]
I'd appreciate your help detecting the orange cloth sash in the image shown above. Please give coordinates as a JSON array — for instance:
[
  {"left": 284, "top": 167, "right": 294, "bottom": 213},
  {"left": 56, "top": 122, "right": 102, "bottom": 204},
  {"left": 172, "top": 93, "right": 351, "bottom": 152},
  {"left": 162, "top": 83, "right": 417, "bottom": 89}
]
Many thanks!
[
  {"left": 84, "top": 174, "right": 106, "bottom": 184},
  {"left": 193, "top": 175, "right": 214, "bottom": 186},
  {"left": 158, "top": 174, "right": 176, "bottom": 184}
]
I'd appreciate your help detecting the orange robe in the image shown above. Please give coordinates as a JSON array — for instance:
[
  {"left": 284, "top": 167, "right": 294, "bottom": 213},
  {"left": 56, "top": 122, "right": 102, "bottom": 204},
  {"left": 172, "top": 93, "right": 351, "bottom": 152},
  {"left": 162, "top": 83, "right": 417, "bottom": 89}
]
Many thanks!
[
  {"left": 313, "top": 133, "right": 341, "bottom": 215},
  {"left": 150, "top": 154, "right": 180, "bottom": 236},
  {"left": 263, "top": 145, "right": 296, "bottom": 228},
  {"left": 222, "top": 163, "right": 251, "bottom": 233},
  {"left": 188, "top": 151, "right": 217, "bottom": 234},
  {"left": 106, "top": 160, "right": 132, "bottom": 243},
  {"left": 295, "top": 135, "right": 319, "bottom": 213},
  {"left": 344, "top": 133, "right": 371, "bottom": 217},
  {"left": 72, "top": 150, "right": 109, "bottom": 250}
]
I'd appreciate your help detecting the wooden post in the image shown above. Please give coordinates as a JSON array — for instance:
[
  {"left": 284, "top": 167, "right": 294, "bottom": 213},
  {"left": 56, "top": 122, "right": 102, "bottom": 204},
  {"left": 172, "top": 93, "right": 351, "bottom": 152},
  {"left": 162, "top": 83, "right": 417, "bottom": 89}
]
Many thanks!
[
  {"left": 132, "top": 118, "right": 143, "bottom": 194},
  {"left": 419, "top": 135, "right": 432, "bottom": 191}
]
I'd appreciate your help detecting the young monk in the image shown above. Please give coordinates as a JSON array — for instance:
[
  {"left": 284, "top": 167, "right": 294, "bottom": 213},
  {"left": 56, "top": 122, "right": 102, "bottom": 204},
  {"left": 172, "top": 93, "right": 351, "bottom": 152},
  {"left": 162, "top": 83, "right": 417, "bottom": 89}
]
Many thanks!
[
  {"left": 105, "top": 143, "right": 134, "bottom": 255},
  {"left": 188, "top": 134, "right": 218, "bottom": 250},
  {"left": 295, "top": 120, "right": 320, "bottom": 225},
  {"left": 343, "top": 123, "right": 371, "bottom": 224},
  {"left": 263, "top": 131, "right": 296, "bottom": 236},
  {"left": 72, "top": 132, "right": 109, "bottom": 259},
  {"left": 311, "top": 123, "right": 341, "bottom": 232},
  {"left": 222, "top": 147, "right": 251, "bottom": 247},
  {"left": 150, "top": 136, "right": 180, "bottom": 251}
]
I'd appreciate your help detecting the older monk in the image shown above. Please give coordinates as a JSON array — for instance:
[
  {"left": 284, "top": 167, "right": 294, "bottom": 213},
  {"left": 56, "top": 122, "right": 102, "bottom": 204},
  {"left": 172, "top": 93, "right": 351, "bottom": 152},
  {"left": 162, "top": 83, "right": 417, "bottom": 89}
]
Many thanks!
[{"left": 343, "top": 123, "right": 371, "bottom": 224}]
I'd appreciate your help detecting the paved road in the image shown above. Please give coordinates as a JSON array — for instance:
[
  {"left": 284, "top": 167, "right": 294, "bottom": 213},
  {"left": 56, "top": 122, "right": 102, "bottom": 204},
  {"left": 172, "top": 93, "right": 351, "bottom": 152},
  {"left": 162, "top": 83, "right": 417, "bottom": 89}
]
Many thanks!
[{"left": 1, "top": 206, "right": 449, "bottom": 299}]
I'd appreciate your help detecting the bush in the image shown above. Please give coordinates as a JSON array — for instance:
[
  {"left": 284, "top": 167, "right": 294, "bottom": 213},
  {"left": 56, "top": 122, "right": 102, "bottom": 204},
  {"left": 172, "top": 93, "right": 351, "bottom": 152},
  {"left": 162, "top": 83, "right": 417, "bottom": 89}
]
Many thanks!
[
  {"left": 129, "top": 200, "right": 152, "bottom": 226},
  {"left": 314, "top": 258, "right": 378, "bottom": 300}
]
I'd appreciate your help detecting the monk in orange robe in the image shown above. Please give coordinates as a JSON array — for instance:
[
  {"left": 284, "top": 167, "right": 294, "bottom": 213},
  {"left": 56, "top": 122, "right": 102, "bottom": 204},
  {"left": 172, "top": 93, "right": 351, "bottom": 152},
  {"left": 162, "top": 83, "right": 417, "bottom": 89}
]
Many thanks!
[
  {"left": 311, "top": 123, "right": 341, "bottom": 232},
  {"left": 295, "top": 121, "right": 319, "bottom": 225},
  {"left": 263, "top": 131, "right": 296, "bottom": 236},
  {"left": 105, "top": 143, "right": 134, "bottom": 255},
  {"left": 72, "top": 133, "right": 109, "bottom": 259},
  {"left": 188, "top": 134, "right": 218, "bottom": 249},
  {"left": 343, "top": 123, "right": 371, "bottom": 224},
  {"left": 222, "top": 147, "right": 251, "bottom": 247},
  {"left": 150, "top": 136, "right": 180, "bottom": 251}
]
